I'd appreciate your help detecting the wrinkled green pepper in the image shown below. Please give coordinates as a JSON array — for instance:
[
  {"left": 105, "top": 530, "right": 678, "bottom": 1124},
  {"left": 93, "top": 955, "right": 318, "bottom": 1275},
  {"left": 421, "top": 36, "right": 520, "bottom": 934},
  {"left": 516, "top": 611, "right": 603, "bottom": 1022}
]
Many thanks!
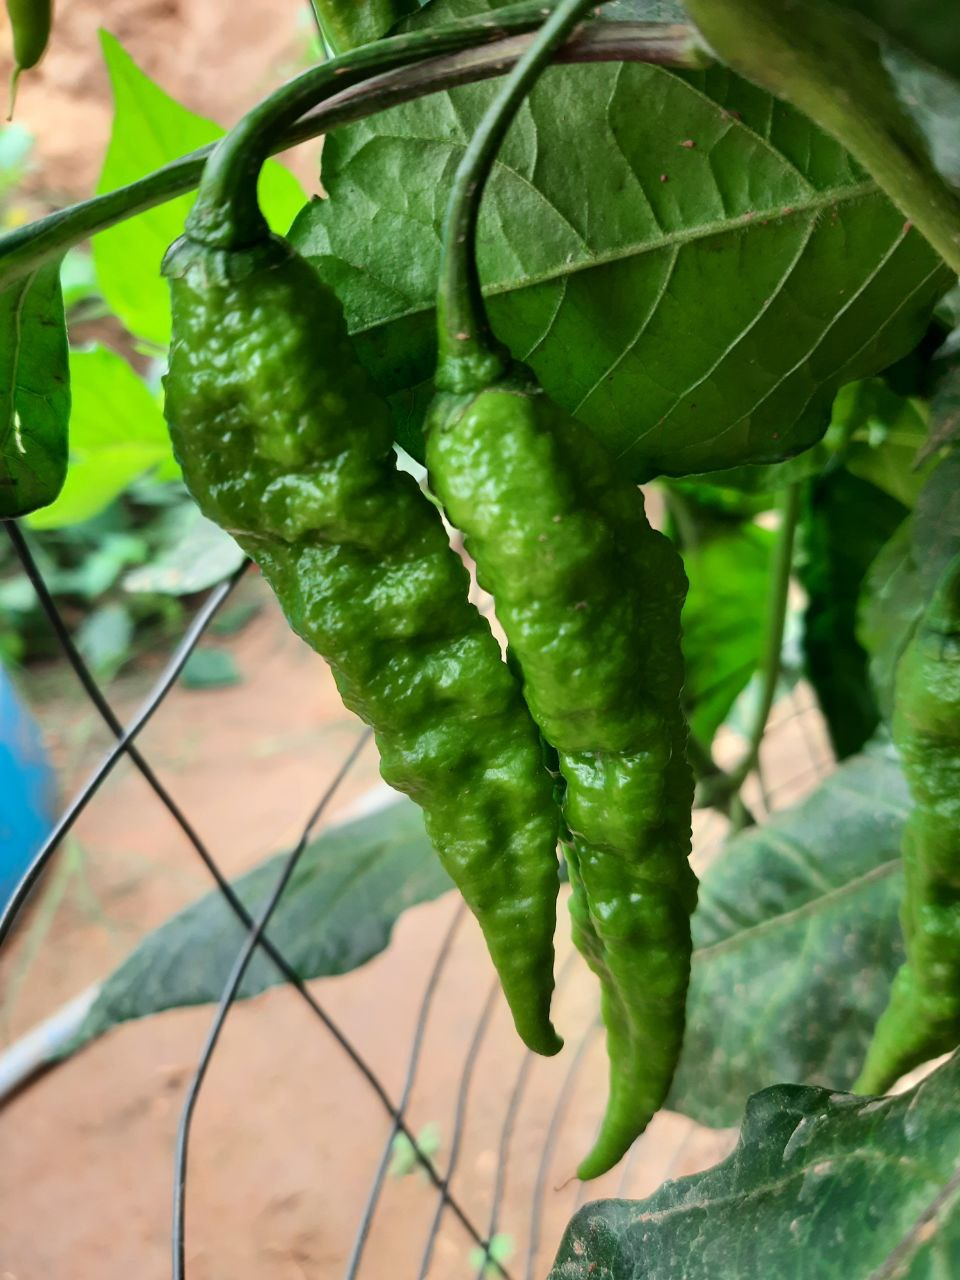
[
  {"left": 161, "top": 189, "right": 564, "bottom": 1053},
  {"left": 855, "top": 552, "right": 960, "bottom": 1094},
  {"left": 424, "top": 0, "right": 695, "bottom": 1178}
]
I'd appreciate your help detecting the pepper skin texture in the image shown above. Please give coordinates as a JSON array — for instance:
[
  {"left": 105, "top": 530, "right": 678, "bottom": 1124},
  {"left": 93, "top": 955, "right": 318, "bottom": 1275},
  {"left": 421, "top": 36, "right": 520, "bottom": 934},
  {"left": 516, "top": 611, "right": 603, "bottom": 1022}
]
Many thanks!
[
  {"left": 855, "top": 553, "right": 960, "bottom": 1095},
  {"left": 426, "top": 375, "right": 696, "bottom": 1178},
  {"left": 161, "top": 233, "right": 563, "bottom": 1057}
]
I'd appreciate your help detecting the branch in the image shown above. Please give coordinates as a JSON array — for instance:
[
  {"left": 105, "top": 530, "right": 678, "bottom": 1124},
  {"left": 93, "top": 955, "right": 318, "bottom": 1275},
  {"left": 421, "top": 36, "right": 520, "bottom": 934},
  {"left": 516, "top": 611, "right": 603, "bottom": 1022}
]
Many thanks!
[
  {"left": 682, "top": 0, "right": 960, "bottom": 275},
  {"left": 0, "top": 22, "right": 707, "bottom": 290}
]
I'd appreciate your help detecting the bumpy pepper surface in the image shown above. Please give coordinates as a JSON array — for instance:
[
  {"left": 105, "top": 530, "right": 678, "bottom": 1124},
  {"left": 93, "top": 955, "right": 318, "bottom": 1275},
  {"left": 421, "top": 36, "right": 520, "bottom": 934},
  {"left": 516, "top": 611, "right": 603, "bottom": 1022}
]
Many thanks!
[
  {"left": 427, "top": 375, "right": 696, "bottom": 1177},
  {"left": 424, "top": 0, "right": 694, "bottom": 1178},
  {"left": 855, "top": 552, "right": 960, "bottom": 1094},
  {"left": 161, "top": 231, "right": 563, "bottom": 1057}
]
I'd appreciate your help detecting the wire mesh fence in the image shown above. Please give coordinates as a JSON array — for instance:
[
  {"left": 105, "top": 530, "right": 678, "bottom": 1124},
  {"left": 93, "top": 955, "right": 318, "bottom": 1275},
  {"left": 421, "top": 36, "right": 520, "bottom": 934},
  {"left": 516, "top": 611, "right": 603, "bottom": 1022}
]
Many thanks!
[{"left": 0, "top": 516, "right": 835, "bottom": 1280}]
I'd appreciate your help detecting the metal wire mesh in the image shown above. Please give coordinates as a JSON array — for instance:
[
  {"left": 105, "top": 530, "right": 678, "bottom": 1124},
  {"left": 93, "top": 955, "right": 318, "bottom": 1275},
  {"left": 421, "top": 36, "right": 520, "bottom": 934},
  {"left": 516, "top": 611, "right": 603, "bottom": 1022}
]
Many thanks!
[{"left": 0, "top": 516, "right": 835, "bottom": 1280}]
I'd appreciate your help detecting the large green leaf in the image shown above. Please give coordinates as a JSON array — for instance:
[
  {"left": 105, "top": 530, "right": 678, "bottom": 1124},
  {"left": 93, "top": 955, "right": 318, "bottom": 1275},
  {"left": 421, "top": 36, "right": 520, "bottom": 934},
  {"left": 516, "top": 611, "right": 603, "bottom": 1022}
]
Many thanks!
[
  {"left": 290, "top": 0, "right": 950, "bottom": 478},
  {"left": 667, "top": 745, "right": 908, "bottom": 1127},
  {"left": 798, "top": 469, "right": 907, "bottom": 759},
  {"left": 681, "top": 521, "right": 773, "bottom": 746},
  {"left": 822, "top": 0, "right": 960, "bottom": 82},
  {"left": 859, "top": 450, "right": 960, "bottom": 717},
  {"left": 26, "top": 345, "right": 173, "bottom": 530},
  {"left": 93, "top": 33, "right": 307, "bottom": 349},
  {"left": 551, "top": 1051, "right": 960, "bottom": 1279},
  {"left": 67, "top": 797, "right": 453, "bottom": 1055},
  {"left": 0, "top": 262, "right": 70, "bottom": 518}
]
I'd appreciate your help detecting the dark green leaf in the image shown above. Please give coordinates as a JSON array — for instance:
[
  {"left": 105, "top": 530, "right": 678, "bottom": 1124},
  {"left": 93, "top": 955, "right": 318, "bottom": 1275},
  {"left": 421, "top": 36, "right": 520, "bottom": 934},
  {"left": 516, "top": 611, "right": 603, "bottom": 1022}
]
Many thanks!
[
  {"left": 799, "top": 470, "right": 907, "bottom": 758},
  {"left": 859, "top": 450, "right": 960, "bottom": 717},
  {"left": 821, "top": 0, "right": 960, "bottom": 82},
  {"left": 180, "top": 647, "right": 242, "bottom": 689},
  {"left": 0, "top": 262, "right": 69, "bottom": 518},
  {"left": 551, "top": 1051, "right": 960, "bottom": 1279},
  {"left": 66, "top": 798, "right": 453, "bottom": 1054},
  {"left": 291, "top": 0, "right": 950, "bottom": 478},
  {"left": 921, "top": 363, "right": 960, "bottom": 460},
  {"left": 681, "top": 522, "right": 773, "bottom": 745},
  {"left": 667, "top": 745, "right": 908, "bottom": 1127}
]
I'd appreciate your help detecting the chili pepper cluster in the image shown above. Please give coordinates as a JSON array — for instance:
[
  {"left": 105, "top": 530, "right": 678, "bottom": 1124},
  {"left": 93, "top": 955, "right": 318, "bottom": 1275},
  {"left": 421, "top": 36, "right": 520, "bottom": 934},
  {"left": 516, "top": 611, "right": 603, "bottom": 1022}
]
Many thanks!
[{"left": 160, "top": 0, "right": 697, "bottom": 1179}]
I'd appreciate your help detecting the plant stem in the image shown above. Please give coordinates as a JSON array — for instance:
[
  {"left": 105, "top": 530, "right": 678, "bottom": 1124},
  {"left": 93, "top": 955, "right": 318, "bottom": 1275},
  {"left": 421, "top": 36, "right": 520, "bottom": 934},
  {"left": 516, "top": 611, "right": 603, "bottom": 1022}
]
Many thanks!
[
  {"left": 682, "top": 0, "right": 960, "bottom": 275},
  {"left": 0, "top": 21, "right": 705, "bottom": 289},
  {"left": 732, "top": 482, "right": 801, "bottom": 791},
  {"left": 434, "top": 0, "right": 606, "bottom": 392}
]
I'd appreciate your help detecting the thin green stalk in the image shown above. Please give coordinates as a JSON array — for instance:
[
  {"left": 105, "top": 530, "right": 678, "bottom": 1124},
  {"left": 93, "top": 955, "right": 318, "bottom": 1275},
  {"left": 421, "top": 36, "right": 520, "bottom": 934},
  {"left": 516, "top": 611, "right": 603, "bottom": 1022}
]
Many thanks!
[
  {"left": 0, "top": 21, "right": 705, "bottom": 289},
  {"left": 732, "top": 482, "right": 801, "bottom": 790},
  {"left": 435, "top": 0, "right": 607, "bottom": 391},
  {"left": 683, "top": 0, "right": 960, "bottom": 274}
]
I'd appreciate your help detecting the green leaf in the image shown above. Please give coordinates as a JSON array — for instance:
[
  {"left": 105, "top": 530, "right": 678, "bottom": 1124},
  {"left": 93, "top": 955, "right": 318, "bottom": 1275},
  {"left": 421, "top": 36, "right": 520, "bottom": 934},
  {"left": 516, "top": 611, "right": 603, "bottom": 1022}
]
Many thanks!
[
  {"left": 27, "top": 344, "right": 171, "bottom": 531},
  {"left": 75, "top": 602, "right": 135, "bottom": 678},
  {"left": 820, "top": 0, "right": 960, "bottom": 82},
  {"left": 681, "top": 522, "right": 773, "bottom": 746},
  {"left": 66, "top": 797, "right": 453, "bottom": 1054},
  {"left": 93, "top": 32, "right": 307, "bottom": 348},
  {"left": 833, "top": 377, "right": 933, "bottom": 508},
  {"left": 180, "top": 647, "right": 242, "bottom": 689},
  {"left": 921, "top": 362, "right": 960, "bottom": 460},
  {"left": 311, "top": 0, "right": 419, "bottom": 53},
  {"left": 551, "top": 1051, "right": 960, "bottom": 1279},
  {"left": 290, "top": 0, "right": 950, "bottom": 478},
  {"left": 798, "top": 469, "right": 907, "bottom": 758},
  {"left": 122, "top": 502, "right": 244, "bottom": 595},
  {"left": 859, "top": 450, "right": 960, "bottom": 717},
  {"left": 667, "top": 745, "right": 908, "bottom": 1127},
  {"left": 0, "top": 262, "right": 70, "bottom": 518}
]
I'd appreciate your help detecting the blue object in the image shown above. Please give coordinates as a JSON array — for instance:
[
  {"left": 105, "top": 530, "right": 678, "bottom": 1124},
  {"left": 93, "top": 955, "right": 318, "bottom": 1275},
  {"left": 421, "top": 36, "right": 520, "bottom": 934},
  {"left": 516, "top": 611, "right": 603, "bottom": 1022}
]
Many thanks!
[{"left": 0, "top": 666, "right": 56, "bottom": 910}]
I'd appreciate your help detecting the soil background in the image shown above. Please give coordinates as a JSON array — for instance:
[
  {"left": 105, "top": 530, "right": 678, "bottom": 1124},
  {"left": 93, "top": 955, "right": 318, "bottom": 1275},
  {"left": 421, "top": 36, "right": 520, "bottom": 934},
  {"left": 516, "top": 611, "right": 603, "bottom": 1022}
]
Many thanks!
[{"left": 0, "top": 8, "right": 834, "bottom": 1278}]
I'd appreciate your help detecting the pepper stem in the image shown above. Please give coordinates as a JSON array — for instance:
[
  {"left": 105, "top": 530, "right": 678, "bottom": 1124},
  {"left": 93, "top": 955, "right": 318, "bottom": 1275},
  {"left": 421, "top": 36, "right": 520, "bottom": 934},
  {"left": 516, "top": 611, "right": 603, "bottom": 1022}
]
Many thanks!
[
  {"left": 183, "top": 0, "right": 575, "bottom": 250},
  {"left": 435, "top": 0, "right": 608, "bottom": 393}
]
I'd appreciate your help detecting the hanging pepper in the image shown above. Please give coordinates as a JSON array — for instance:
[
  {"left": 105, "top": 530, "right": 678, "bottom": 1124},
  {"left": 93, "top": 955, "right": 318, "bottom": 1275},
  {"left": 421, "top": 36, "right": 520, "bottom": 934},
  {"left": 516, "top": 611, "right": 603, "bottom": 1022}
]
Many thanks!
[
  {"left": 855, "top": 552, "right": 960, "bottom": 1094},
  {"left": 6, "top": 0, "right": 51, "bottom": 115},
  {"left": 423, "top": 0, "right": 696, "bottom": 1178},
  {"left": 158, "top": 15, "right": 581, "bottom": 1056}
]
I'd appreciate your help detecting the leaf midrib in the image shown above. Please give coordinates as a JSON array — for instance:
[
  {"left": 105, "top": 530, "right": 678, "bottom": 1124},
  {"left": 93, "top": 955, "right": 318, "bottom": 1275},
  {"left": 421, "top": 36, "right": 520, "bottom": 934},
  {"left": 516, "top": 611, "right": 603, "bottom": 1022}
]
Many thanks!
[{"left": 347, "top": 179, "right": 879, "bottom": 340}]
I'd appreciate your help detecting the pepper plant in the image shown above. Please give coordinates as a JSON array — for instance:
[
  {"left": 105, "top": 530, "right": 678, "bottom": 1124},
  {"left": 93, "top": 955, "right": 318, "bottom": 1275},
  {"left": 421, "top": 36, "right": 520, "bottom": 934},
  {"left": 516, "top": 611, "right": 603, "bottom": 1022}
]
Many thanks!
[{"left": 3, "top": 0, "right": 960, "bottom": 1275}]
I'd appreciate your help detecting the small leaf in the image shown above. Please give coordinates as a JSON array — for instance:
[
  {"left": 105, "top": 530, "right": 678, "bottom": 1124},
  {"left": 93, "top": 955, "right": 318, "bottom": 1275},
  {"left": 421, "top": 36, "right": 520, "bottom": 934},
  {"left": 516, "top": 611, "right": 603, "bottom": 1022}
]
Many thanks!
[
  {"left": 681, "top": 522, "right": 773, "bottom": 746},
  {"left": 122, "top": 502, "right": 245, "bottom": 596},
  {"left": 469, "top": 1234, "right": 515, "bottom": 1277},
  {"left": 551, "top": 1052, "right": 960, "bottom": 1279},
  {"left": 27, "top": 345, "right": 172, "bottom": 531},
  {"left": 180, "top": 647, "right": 242, "bottom": 690},
  {"left": 832, "top": 378, "right": 932, "bottom": 508},
  {"left": 799, "top": 468, "right": 907, "bottom": 758},
  {"left": 667, "top": 744, "right": 909, "bottom": 1127},
  {"left": 0, "top": 262, "right": 69, "bottom": 518},
  {"left": 93, "top": 32, "right": 307, "bottom": 348},
  {"left": 65, "top": 798, "right": 454, "bottom": 1055},
  {"left": 75, "top": 602, "right": 135, "bottom": 679},
  {"left": 389, "top": 1122, "right": 442, "bottom": 1178}
]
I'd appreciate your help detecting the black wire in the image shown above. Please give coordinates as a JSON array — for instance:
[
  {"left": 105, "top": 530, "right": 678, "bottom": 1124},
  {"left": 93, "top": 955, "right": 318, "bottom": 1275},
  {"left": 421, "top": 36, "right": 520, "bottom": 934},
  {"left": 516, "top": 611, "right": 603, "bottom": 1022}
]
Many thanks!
[
  {"left": 4, "top": 521, "right": 505, "bottom": 1256},
  {"left": 0, "top": 537, "right": 248, "bottom": 952},
  {"left": 344, "top": 901, "right": 467, "bottom": 1279},
  {"left": 473, "top": 949, "right": 579, "bottom": 1280},
  {"left": 416, "top": 979, "right": 504, "bottom": 1280},
  {"left": 524, "top": 1024, "right": 600, "bottom": 1280},
  {"left": 173, "top": 728, "right": 371, "bottom": 1280}
]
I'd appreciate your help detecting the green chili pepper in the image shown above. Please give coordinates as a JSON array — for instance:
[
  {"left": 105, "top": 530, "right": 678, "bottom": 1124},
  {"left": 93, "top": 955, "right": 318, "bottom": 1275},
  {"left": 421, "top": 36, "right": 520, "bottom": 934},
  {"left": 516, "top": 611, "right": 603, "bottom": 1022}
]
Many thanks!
[
  {"left": 423, "top": 0, "right": 696, "bottom": 1178},
  {"left": 855, "top": 552, "right": 960, "bottom": 1095},
  {"left": 158, "top": 22, "right": 580, "bottom": 1056},
  {"left": 6, "top": 0, "right": 50, "bottom": 115}
]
